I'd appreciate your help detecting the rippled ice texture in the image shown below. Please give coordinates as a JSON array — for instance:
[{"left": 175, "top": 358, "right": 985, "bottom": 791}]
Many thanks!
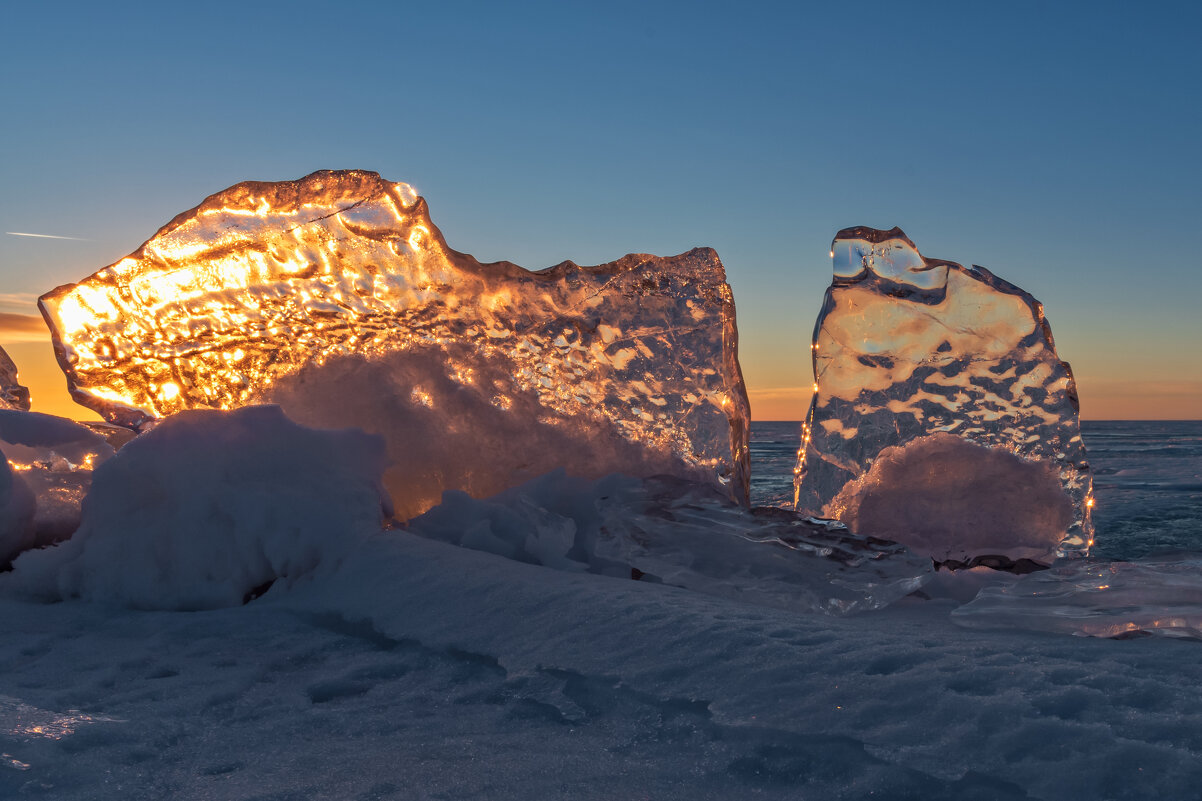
[
  {"left": 795, "top": 227, "right": 1091, "bottom": 563},
  {"left": 39, "top": 170, "right": 749, "bottom": 518}
]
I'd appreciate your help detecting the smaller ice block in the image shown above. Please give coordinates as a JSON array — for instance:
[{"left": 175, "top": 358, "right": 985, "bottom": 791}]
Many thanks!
[{"left": 795, "top": 227, "right": 1092, "bottom": 564}]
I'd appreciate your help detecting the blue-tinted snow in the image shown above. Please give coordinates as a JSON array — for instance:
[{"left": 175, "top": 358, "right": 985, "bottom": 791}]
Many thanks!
[{"left": 0, "top": 420, "right": 1198, "bottom": 799}]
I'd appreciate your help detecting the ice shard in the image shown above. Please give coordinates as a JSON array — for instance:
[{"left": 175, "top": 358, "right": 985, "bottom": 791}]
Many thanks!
[
  {"left": 0, "top": 410, "right": 115, "bottom": 562},
  {"left": 0, "top": 346, "right": 30, "bottom": 411},
  {"left": 794, "top": 227, "right": 1092, "bottom": 564},
  {"left": 39, "top": 170, "right": 749, "bottom": 519}
]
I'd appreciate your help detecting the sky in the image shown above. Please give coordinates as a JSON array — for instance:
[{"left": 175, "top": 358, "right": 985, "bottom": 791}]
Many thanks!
[{"left": 1, "top": 0, "right": 1199, "bottom": 421}]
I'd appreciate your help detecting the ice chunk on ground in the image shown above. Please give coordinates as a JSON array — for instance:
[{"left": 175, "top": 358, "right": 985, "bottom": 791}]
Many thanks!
[
  {"left": 0, "top": 458, "right": 35, "bottom": 565},
  {"left": 408, "top": 470, "right": 932, "bottom": 615},
  {"left": 0, "top": 347, "right": 29, "bottom": 411},
  {"left": 38, "top": 170, "right": 749, "bottom": 519},
  {"left": 0, "top": 410, "right": 114, "bottom": 562},
  {"left": 3, "top": 405, "right": 391, "bottom": 610},
  {"left": 952, "top": 555, "right": 1202, "bottom": 639},
  {"left": 795, "top": 226, "right": 1092, "bottom": 563}
]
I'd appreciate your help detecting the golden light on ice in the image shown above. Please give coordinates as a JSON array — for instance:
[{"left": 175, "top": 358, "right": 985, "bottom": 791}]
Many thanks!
[{"left": 37, "top": 170, "right": 751, "bottom": 514}]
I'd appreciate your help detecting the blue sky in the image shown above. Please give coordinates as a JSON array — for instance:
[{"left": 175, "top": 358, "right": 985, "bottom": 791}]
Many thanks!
[{"left": 2, "top": 0, "right": 1199, "bottom": 418}]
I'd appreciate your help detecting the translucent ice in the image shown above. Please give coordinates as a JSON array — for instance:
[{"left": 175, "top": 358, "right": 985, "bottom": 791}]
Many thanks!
[
  {"left": 0, "top": 346, "right": 29, "bottom": 411},
  {"left": 0, "top": 410, "right": 114, "bottom": 562},
  {"left": 409, "top": 471, "right": 932, "bottom": 615},
  {"left": 795, "top": 227, "right": 1092, "bottom": 564},
  {"left": 40, "top": 170, "right": 749, "bottom": 519}
]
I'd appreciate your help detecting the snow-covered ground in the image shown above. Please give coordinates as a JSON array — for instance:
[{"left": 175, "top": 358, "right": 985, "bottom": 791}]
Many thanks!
[{"left": 1, "top": 420, "right": 1200, "bottom": 800}]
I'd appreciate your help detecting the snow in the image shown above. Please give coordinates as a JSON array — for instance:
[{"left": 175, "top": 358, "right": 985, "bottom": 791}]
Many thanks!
[
  {"left": 3, "top": 405, "right": 391, "bottom": 610},
  {"left": 1, "top": 530, "right": 1200, "bottom": 799},
  {"left": 408, "top": 470, "right": 931, "bottom": 614},
  {"left": 0, "top": 417, "right": 1198, "bottom": 798}
]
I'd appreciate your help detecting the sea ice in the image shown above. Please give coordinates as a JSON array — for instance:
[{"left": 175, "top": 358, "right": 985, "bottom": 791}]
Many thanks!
[
  {"left": 0, "top": 410, "right": 114, "bottom": 563},
  {"left": 39, "top": 170, "right": 750, "bottom": 519},
  {"left": 952, "top": 555, "right": 1202, "bottom": 639},
  {"left": 3, "top": 405, "right": 391, "bottom": 610},
  {"left": 795, "top": 227, "right": 1092, "bottom": 564},
  {"left": 0, "top": 346, "right": 29, "bottom": 411},
  {"left": 409, "top": 470, "right": 932, "bottom": 615}
]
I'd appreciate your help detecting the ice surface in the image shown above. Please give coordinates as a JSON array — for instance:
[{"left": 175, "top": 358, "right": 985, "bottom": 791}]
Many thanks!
[
  {"left": 4, "top": 405, "right": 391, "bottom": 609},
  {"left": 409, "top": 471, "right": 932, "bottom": 615},
  {"left": 0, "top": 410, "right": 114, "bottom": 563},
  {"left": 795, "top": 227, "right": 1092, "bottom": 563},
  {"left": 39, "top": 170, "right": 749, "bottom": 518},
  {"left": 952, "top": 555, "right": 1202, "bottom": 639},
  {"left": 0, "top": 347, "right": 29, "bottom": 411}
]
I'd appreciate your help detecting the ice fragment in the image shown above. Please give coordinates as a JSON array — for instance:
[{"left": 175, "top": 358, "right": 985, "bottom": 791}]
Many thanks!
[
  {"left": 0, "top": 410, "right": 114, "bottom": 562},
  {"left": 39, "top": 171, "right": 749, "bottom": 519},
  {"left": 795, "top": 227, "right": 1092, "bottom": 563},
  {"left": 0, "top": 347, "right": 29, "bottom": 411}
]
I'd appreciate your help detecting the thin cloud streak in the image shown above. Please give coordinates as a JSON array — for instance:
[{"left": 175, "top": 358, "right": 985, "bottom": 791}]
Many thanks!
[
  {"left": 6, "top": 231, "right": 89, "bottom": 241},
  {"left": 0, "top": 292, "right": 41, "bottom": 313},
  {"left": 0, "top": 312, "right": 49, "bottom": 344}
]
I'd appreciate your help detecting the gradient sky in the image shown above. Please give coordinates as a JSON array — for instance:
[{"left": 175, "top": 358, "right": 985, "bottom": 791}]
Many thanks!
[{"left": 1, "top": 0, "right": 1199, "bottom": 421}]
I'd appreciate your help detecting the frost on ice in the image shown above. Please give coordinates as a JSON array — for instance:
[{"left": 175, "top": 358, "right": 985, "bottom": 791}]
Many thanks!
[
  {"left": 795, "top": 227, "right": 1092, "bottom": 565},
  {"left": 408, "top": 470, "right": 932, "bottom": 615},
  {"left": 4, "top": 405, "right": 391, "bottom": 610},
  {"left": 38, "top": 170, "right": 749, "bottom": 519}
]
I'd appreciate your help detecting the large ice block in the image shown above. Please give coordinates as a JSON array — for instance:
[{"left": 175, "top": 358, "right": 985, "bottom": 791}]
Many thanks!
[
  {"left": 0, "top": 346, "right": 30, "bottom": 411},
  {"left": 794, "top": 227, "right": 1092, "bottom": 564},
  {"left": 39, "top": 170, "right": 749, "bottom": 518}
]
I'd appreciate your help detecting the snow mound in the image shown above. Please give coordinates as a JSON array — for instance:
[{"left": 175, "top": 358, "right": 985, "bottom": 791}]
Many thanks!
[
  {"left": 828, "top": 432, "right": 1073, "bottom": 563},
  {"left": 2, "top": 405, "right": 391, "bottom": 610}
]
